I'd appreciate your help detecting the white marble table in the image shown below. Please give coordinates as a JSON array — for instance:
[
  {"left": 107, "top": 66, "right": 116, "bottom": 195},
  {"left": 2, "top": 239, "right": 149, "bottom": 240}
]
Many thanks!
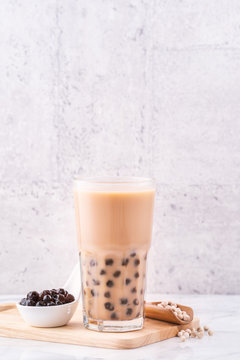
[{"left": 0, "top": 294, "right": 239, "bottom": 360}]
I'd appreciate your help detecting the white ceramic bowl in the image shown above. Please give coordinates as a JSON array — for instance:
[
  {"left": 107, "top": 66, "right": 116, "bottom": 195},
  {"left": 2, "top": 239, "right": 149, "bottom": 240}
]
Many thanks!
[{"left": 16, "top": 299, "right": 79, "bottom": 327}]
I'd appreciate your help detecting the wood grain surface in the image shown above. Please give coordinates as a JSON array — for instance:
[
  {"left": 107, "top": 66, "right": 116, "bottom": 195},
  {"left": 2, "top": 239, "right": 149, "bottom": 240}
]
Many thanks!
[{"left": 0, "top": 303, "right": 199, "bottom": 349}]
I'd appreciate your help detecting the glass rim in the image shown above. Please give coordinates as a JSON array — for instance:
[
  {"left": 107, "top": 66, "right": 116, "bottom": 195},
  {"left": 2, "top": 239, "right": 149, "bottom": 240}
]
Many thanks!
[{"left": 74, "top": 176, "right": 155, "bottom": 191}]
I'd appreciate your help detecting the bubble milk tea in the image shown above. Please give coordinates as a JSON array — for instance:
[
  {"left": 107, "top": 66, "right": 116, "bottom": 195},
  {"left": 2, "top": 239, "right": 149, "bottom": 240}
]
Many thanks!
[{"left": 74, "top": 178, "right": 155, "bottom": 332}]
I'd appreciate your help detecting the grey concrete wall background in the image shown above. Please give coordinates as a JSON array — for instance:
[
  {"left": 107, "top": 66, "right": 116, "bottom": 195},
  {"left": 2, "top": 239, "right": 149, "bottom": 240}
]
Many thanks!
[{"left": 0, "top": 0, "right": 240, "bottom": 295}]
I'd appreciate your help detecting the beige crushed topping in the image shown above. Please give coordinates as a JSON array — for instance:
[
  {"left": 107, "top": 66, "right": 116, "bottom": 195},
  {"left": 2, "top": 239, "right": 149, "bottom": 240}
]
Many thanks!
[
  {"left": 177, "top": 324, "right": 213, "bottom": 342},
  {"left": 157, "top": 301, "right": 190, "bottom": 321}
]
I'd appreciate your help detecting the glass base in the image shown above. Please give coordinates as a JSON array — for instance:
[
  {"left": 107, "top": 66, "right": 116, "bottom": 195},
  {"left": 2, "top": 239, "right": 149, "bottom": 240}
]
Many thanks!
[{"left": 83, "top": 313, "right": 144, "bottom": 332}]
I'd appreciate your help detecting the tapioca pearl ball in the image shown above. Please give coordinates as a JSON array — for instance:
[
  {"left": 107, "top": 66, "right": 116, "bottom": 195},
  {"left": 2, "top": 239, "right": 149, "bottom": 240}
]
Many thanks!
[
  {"left": 113, "top": 270, "right": 121, "bottom": 278},
  {"left": 47, "top": 302, "right": 55, "bottom": 306},
  {"left": 54, "top": 300, "right": 62, "bottom": 306},
  {"left": 105, "top": 258, "right": 114, "bottom": 266},
  {"left": 111, "top": 312, "right": 118, "bottom": 320},
  {"left": 130, "top": 252, "right": 136, "bottom": 257},
  {"left": 134, "top": 259, "right": 140, "bottom": 266},
  {"left": 104, "top": 291, "right": 111, "bottom": 298},
  {"left": 91, "top": 289, "right": 97, "bottom": 297},
  {"left": 133, "top": 299, "right": 139, "bottom": 306},
  {"left": 125, "top": 278, "right": 131, "bottom": 285},
  {"left": 57, "top": 288, "right": 65, "bottom": 295},
  {"left": 104, "top": 302, "right": 114, "bottom": 311},
  {"left": 131, "top": 287, "right": 137, "bottom": 293},
  {"left": 43, "top": 294, "right": 52, "bottom": 303},
  {"left": 120, "top": 298, "right": 128, "bottom": 305},
  {"left": 100, "top": 269, "right": 106, "bottom": 275},
  {"left": 92, "top": 279, "right": 100, "bottom": 285},
  {"left": 122, "top": 258, "right": 129, "bottom": 266},
  {"left": 134, "top": 272, "right": 140, "bottom": 278},
  {"left": 27, "top": 291, "right": 39, "bottom": 302},
  {"left": 26, "top": 299, "right": 36, "bottom": 306},
  {"left": 58, "top": 294, "right": 65, "bottom": 303},
  {"left": 65, "top": 294, "right": 75, "bottom": 303},
  {"left": 126, "top": 308, "right": 133, "bottom": 316},
  {"left": 90, "top": 259, "right": 97, "bottom": 267},
  {"left": 39, "top": 290, "right": 50, "bottom": 300},
  {"left": 106, "top": 280, "right": 114, "bottom": 287},
  {"left": 36, "top": 300, "right": 45, "bottom": 306},
  {"left": 50, "top": 290, "right": 58, "bottom": 297},
  {"left": 20, "top": 298, "right": 27, "bottom": 306}
]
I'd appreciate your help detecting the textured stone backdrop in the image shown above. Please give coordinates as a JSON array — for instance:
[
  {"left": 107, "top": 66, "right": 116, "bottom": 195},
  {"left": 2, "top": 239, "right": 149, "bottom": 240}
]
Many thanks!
[{"left": 0, "top": 0, "right": 240, "bottom": 294}]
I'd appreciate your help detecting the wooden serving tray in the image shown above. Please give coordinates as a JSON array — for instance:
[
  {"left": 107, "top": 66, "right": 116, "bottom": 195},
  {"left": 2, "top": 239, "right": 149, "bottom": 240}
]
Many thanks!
[{"left": 0, "top": 303, "right": 199, "bottom": 349}]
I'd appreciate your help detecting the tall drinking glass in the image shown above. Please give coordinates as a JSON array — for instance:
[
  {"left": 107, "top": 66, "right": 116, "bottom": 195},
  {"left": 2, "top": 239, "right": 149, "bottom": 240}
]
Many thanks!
[{"left": 74, "top": 177, "right": 155, "bottom": 332}]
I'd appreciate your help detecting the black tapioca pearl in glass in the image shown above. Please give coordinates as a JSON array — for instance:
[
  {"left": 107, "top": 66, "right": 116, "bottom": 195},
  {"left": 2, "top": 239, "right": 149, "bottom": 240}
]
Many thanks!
[
  {"left": 100, "top": 269, "right": 106, "bottom": 275},
  {"left": 140, "top": 289, "right": 143, "bottom": 294},
  {"left": 131, "top": 287, "right": 137, "bottom": 293},
  {"left": 136, "top": 312, "right": 140, "bottom": 317},
  {"left": 134, "top": 259, "right": 140, "bottom": 266},
  {"left": 130, "top": 252, "right": 136, "bottom": 257},
  {"left": 91, "top": 289, "right": 96, "bottom": 297},
  {"left": 133, "top": 298, "right": 139, "bottom": 306},
  {"left": 106, "top": 280, "right": 114, "bottom": 287},
  {"left": 83, "top": 289, "right": 86, "bottom": 295},
  {"left": 125, "top": 278, "right": 131, "bottom": 285},
  {"left": 111, "top": 312, "right": 118, "bottom": 320},
  {"left": 105, "top": 258, "right": 114, "bottom": 266},
  {"left": 87, "top": 270, "right": 92, "bottom": 276},
  {"left": 92, "top": 279, "right": 100, "bottom": 286},
  {"left": 90, "top": 259, "right": 97, "bottom": 267},
  {"left": 104, "top": 302, "right": 114, "bottom": 311},
  {"left": 113, "top": 270, "right": 121, "bottom": 278},
  {"left": 120, "top": 298, "right": 128, "bottom": 305},
  {"left": 134, "top": 272, "right": 140, "bottom": 278},
  {"left": 122, "top": 258, "right": 129, "bottom": 266},
  {"left": 126, "top": 308, "right": 133, "bottom": 316},
  {"left": 104, "top": 291, "right": 111, "bottom": 298}
]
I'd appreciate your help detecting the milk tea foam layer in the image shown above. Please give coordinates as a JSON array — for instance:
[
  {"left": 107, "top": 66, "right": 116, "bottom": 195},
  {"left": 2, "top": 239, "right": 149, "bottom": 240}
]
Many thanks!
[{"left": 74, "top": 185, "right": 155, "bottom": 321}]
